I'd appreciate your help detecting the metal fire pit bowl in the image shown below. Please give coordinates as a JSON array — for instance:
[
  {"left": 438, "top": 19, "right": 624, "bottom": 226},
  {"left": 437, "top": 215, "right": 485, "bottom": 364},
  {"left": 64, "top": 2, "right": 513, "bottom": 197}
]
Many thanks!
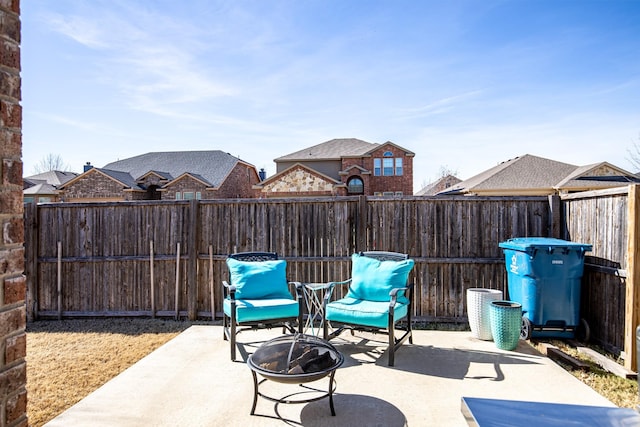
[{"left": 247, "top": 333, "right": 344, "bottom": 416}]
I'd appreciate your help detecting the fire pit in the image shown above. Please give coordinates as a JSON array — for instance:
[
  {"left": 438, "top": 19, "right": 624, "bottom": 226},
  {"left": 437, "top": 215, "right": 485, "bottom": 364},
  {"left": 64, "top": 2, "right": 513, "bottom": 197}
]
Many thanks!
[{"left": 247, "top": 333, "right": 344, "bottom": 416}]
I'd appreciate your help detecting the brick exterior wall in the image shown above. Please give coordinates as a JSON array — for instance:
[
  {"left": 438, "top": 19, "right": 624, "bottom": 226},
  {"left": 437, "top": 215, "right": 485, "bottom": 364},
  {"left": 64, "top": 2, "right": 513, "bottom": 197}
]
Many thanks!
[
  {"left": 61, "top": 170, "right": 126, "bottom": 201},
  {"left": 212, "top": 163, "right": 259, "bottom": 199},
  {"left": 0, "top": 1, "right": 28, "bottom": 425},
  {"left": 358, "top": 143, "right": 414, "bottom": 195},
  {"left": 161, "top": 175, "right": 214, "bottom": 200}
]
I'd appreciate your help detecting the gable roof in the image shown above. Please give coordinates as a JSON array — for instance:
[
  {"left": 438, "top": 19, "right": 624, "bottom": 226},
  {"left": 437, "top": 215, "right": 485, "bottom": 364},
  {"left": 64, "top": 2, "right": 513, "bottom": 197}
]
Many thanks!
[
  {"left": 58, "top": 167, "right": 143, "bottom": 190},
  {"left": 275, "top": 138, "right": 379, "bottom": 162},
  {"left": 254, "top": 163, "right": 342, "bottom": 189},
  {"left": 103, "top": 151, "right": 251, "bottom": 188},
  {"left": 24, "top": 170, "right": 78, "bottom": 187},
  {"left": 555, "top": 162, "right": 640, "bottom": 190},
  {"left": 416, "top": 175, "right": 462, "bottom": 196},
  {"left": 443, "top": 154, "right": 578, "bottom": 195},
  {"left": 23, "top": 183, "right": 58, "bottom": 195}
]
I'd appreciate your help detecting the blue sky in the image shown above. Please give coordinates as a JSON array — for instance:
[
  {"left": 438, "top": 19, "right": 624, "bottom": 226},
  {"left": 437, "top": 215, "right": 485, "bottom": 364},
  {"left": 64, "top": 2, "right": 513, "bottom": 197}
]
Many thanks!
[{"left": 21, "top": 0, "right": 640, "bottom": 189}]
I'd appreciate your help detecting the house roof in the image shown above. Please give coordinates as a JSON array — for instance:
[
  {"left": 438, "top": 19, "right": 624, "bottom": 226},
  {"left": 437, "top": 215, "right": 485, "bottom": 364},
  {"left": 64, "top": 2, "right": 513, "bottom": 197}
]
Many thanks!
[
  {"left": 416, "top": 175, "right": 462, "bottom": 196},
  {"left": 555, "top": 162, "right": 640, "bottom": 190},
  {"left": 441, "top": 155, "right": 639, "bottom": 196},
  {"left": 58, "top": 168, "right": 144, "bottom": 191},
  {"left": 24, "top": 170, "right": 78, "bottom": 187},
  {"left": 274, "top": 138, "right": 379, "bottom": 162},
  {"left": 102, "top": 151, "right": 251, "bottom": 188},
  {"left": 23, "top": 183, "right": 58, "bottom": 195},
  {"left": 443, "top": 155, "right": 578, "bottom": 194},
  {"left": 99, "top": 169, "right": 142, "bottom": 189},
  {"left": 255, "top": 162, "right": 342, "bottom": 188}
]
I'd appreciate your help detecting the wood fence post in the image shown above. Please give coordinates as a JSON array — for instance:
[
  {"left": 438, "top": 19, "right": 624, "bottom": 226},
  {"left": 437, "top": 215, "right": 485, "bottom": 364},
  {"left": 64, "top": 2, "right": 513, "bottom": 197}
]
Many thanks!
[
  {"left": 150, "top": 240, "right": 155, "bottom": 318},
  {"left": 57, "top": 240, "right": 62, "bottom": 320},
  {"left": 548, "top": 194, "right": 561, "bottom": 238},
  {"left": 187, "top": 199, "right": 199, "bottom": 320},
  {"left": 175, "top": 242, "right": 181, "bottom": 320},
  {"left": 625, "top": 184, "right": 640, "bottom": 371},
  {"left": 209, "top": 245, "right": 215, "bottom": 320}
]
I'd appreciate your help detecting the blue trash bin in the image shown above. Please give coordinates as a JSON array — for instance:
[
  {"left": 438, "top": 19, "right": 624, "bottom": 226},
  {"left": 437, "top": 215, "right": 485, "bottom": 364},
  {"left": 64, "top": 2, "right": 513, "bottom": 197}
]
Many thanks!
[{"left": 498, "top": 237, "right": 592, "bottom": 340}]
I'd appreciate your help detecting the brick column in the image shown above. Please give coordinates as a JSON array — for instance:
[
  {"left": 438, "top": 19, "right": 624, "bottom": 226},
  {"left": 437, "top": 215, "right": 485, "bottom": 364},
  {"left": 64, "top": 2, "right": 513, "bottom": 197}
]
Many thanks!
[{"left": 0, "top": 0, "right": 27, "bottom": 426}]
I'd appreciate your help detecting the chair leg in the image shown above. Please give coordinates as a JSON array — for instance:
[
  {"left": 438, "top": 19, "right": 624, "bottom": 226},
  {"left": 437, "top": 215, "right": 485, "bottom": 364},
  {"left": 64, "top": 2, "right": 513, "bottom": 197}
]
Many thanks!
[
  {"left": 230, "top": 319, "right": 237, "bottom": 361},
  {"left": 388, "top": 312, "right": 395, "bottom": 366}
]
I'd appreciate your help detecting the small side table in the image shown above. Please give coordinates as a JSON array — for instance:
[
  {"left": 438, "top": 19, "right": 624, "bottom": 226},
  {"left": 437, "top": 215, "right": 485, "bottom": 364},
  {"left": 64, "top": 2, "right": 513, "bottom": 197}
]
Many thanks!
[{"left": 302, "top": 283, "right": 333, "bottom": 336}]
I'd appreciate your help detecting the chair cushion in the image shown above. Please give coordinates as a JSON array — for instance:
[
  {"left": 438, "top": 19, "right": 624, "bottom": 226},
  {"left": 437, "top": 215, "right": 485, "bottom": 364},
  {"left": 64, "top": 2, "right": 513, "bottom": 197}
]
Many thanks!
[
  {"left": 223, "top": 297, "right": 299, "bottom": 323},
  {"left": 226, "top": 258, "right": 292, "bottom": 299},
  {"left": 346, "top": 253, "right": 415, "bottom": 303},
  {"left": 325, "top": 297, "right": 409, "bottom": 329}
]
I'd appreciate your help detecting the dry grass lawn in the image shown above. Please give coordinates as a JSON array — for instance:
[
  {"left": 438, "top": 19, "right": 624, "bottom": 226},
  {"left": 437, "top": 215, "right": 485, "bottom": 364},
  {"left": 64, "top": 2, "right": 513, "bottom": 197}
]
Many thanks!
[
  {"left": 26, "top": 318, "right": 195, "bottom": 427},
  {"left": 26, "top": 319, "right": 638, "bottom": 426}
]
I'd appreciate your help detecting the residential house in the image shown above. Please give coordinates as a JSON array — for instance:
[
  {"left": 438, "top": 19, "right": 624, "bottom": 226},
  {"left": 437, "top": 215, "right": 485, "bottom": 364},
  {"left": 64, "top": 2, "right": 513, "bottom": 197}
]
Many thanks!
[
  {"left": 254, "top": 138, "right": 414, "bottom": 197},
  {"left": 58, "top": 151, "right": 261, "bottom": 202},
  {"left": 23, "top": 170, "right": 78, "bottom": 203},
  {"left": 441, "top": 154, "right": 639, "bottom": 196}
]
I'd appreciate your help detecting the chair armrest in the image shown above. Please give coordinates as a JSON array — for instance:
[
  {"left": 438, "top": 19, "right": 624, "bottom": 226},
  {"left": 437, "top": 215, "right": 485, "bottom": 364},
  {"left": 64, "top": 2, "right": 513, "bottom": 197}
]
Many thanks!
[
  {"left": 290, "top": 281, "right": 304, "bottom": 299},
  {"left": 389, "top": 282, "right": 414, "bottom": 306},
  {"left": 322, "top": 279, "right": 352, "bottom": 305},
  {"left": 222, "top": 280, "right": 236, "bottom": 299}
]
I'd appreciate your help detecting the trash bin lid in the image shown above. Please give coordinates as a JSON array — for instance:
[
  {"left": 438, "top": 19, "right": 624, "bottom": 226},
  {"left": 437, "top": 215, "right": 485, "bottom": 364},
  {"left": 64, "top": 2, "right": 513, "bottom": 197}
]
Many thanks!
[{"left": 499, "top": 237, "right": 592, "bottom": 252}]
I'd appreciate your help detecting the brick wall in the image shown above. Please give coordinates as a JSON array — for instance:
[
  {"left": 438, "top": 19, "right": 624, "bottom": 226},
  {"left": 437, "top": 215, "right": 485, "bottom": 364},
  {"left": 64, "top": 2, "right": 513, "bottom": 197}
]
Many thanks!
[
  {"left": 61, "top": 170, "right": 126, "bottom": 201},
  {"left": 214, "top": 163, "right": 259, "bottom": 198},
  {"left": 162, "top": 175, "right": 213, "bottom": 200},
  {"left": 0, "top": 0, "right": 27, "bottom": 425},
  {"left": 363, "top": 144, "right": 414, "bottom": 195}
]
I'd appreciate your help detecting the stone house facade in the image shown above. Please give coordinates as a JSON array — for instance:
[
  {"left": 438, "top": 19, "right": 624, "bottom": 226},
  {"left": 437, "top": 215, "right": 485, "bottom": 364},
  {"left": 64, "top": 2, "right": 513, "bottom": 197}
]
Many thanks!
[{"left": 255, "top": 138, "right": 414, "bottom": 197}]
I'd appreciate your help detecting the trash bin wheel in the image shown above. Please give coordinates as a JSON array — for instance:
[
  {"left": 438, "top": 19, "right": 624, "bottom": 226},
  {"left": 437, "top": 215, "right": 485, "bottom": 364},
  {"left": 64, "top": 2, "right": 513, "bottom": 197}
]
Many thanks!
[
  {"left": 575, "top": 318, "right": 590, "bottom": 343},
  {"left": 520, "top": 316, "right": 533, "bottom": 340}
]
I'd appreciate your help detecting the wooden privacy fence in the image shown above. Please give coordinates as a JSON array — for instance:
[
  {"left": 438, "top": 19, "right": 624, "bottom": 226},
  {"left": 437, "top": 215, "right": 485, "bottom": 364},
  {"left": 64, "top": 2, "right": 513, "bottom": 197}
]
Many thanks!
[{"left": 23, "top": 188, "right": 640, "bottom": 369}]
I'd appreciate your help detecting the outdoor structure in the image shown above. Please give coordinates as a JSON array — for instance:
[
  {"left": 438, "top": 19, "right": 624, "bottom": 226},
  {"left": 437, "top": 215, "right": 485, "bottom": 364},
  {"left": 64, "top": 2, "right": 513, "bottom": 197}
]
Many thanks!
[
  {"left": 254, "top": 138, "right": 414, "bottom": 197},
  {"left": 0, "top": 1, "right": 28, "bottom": 425},
  {"left": 23, "top": 170, "right": 77, "bottom": 204},
  {"left": 58, "top": 151, "right": 261, "bottom": 202},
  {"left": 441, "top": 154, "right": 639, "bottom": 196}
]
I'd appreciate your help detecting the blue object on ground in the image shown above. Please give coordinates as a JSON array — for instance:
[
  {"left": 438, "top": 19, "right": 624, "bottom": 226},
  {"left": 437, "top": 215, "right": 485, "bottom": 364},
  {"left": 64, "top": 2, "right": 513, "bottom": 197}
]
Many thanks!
[{"left": 498, "top": 237, "right": 592, "bottom": 339}]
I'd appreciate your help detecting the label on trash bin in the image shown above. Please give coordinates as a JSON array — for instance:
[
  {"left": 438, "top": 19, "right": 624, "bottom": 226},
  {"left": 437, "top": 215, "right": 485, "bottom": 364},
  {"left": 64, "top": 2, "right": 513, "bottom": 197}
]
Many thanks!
[
  {"left": 552, "top": 260, "right": 563, "bottom": 265},
  {"left": 509, "top": 254, "right": 518, "bottom": 274}
]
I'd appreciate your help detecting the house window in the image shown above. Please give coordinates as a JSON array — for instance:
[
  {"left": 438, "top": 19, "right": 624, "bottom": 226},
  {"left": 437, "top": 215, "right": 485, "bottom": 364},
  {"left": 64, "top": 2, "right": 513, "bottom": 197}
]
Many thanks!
[
  {"left": 183, "top": 192, "right": 195, "bottom": 200},
  {"left": 383, "top": 158, "right": 394, "bottom": 176},
  {"left": 347, "top": 177, "right": 364, "bottom": 194},
  {"left": 395, "top": 158, "right": 403, "bottom": 176},
  {"left": 196, "top": 192, "right": 202, "bottom": 200},
  {"left": 374, "top": 152, "right": 403, "bottom": 176},
  {"left": 373, "top": 159, "right": 381, "bottom": 176},
  {"left": 175, "top": 192, "right": 182, "bottom": 200}
]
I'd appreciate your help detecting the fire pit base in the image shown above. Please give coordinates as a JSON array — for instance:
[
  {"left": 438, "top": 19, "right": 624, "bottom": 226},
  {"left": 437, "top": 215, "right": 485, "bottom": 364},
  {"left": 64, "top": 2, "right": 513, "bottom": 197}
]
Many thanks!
[
  {"left": 246, "top": 334, "right": 344, "bottom": 417},
  {"left": 249, "top": 368, "right": 339, "bottom": 416}
]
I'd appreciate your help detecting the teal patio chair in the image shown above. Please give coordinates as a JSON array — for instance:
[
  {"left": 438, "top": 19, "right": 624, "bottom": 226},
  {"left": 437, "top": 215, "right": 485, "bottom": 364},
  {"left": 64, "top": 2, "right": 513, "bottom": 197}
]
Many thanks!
[
  {"left": 323, "top": 251, "right": 415, "bottom": 366},
  {"left": 222, "top": 252, "right": 303, "bottom": 361}
]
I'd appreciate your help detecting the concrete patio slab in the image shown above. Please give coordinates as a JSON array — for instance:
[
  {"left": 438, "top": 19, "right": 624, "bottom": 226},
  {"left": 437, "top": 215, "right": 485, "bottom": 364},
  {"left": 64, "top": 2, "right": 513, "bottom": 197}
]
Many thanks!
[{"left": 44, "top": 325, "right": 617, "bottom": 426}]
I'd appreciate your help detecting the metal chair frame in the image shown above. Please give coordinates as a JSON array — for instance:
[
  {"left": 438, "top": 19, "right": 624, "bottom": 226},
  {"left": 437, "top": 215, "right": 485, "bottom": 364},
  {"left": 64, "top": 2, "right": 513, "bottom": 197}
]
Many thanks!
[
  {"left": 322, "top": 251, "right": 414, "bottom": 366},
  {"left": 222, "top": 251, "right": 303, "bottom": 361}
]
